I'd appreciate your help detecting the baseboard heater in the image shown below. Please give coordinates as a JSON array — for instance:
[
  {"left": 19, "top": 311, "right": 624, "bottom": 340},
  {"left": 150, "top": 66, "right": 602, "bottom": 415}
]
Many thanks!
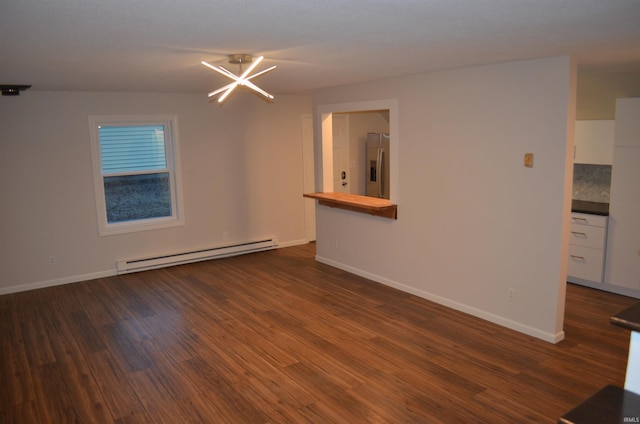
[{"left": 116, "top": 237, "right": 278, "bottom": 274}]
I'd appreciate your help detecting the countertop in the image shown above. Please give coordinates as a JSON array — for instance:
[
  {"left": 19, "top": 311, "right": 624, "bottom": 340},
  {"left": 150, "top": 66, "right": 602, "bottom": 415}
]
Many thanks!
[
  {"left": 303, "top": 192, "right": 397, "bottom": 219},
  {"left": 558, "top": 384, "right": 640, "bottom": 424},
  {"left": 571, "top": 200, "right": 609, "bottom": 216},
  {"left": 610, "top": 302, "right": 640, "bottom": 332}
]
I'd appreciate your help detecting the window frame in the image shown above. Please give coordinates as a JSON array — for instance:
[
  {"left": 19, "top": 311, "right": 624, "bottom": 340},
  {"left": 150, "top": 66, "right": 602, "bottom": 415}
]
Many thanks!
[{"left": 89, "top": 115, "right": 185, "bottom": 236}]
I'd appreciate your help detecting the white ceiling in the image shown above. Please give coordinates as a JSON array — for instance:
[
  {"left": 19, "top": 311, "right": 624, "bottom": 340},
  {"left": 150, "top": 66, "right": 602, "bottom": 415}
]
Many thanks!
[{"left": 2, "top": 0, "right": 640, "bottom": 96}]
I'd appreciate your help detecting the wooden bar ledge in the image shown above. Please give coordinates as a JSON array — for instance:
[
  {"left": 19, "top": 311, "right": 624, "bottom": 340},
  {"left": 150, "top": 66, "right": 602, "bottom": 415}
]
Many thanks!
[{"left": 304, "top": 192, "right": 397, "bottom": 219}]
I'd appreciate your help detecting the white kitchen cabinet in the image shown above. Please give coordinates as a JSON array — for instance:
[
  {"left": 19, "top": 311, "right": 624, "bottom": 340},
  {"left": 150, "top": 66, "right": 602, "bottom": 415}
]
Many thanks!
[
  {"left": 574, "top": 120, "right": 614, "bottom": 164},
  {"left": 604, "top": 98, "right": 640, "bottom": 292},
  {"left": 614, "top": 103, "right": 640, "bottom": 147},
  {"left": 568, "top": 212, "right": 608, "bottom": 284}
]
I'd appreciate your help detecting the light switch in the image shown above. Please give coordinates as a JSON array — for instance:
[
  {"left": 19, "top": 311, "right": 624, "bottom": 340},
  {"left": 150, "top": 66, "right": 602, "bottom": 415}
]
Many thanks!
[{"left": 524, "top": 153, "right": 534, "bottom": 168}]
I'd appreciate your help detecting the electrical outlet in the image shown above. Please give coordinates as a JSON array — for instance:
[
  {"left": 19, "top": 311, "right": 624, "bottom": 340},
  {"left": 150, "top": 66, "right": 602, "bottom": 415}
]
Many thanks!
[
  {"left": 49, "top": 256, "right": 56, "bottom": 265},
  {"left": 508, "top": 288, "right": 516, "bottom": 302},
  {"left": 223, "top": 231, "right": 229, "bottom": 241}
]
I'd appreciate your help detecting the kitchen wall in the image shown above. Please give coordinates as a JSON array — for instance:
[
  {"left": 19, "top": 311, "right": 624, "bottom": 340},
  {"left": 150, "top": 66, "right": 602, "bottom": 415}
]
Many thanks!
[
  {"left": 312, "top": 56, "right": 575, "bottom": 343},
  {"left": 576, "top": 71, "right": 640, "bottom": 119},
  {"left": 0, "top": 91, "right": 312, "bottom": 293}
]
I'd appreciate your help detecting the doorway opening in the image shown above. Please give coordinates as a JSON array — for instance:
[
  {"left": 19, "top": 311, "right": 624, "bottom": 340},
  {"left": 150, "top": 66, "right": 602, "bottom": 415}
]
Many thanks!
[{"left": 317, "top": 99, "right": 399, "bottom": 203}]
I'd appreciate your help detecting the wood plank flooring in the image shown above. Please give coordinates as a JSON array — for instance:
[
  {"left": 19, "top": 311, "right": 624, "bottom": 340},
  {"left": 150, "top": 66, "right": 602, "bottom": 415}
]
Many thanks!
[{"left": 1, "top": 242, "right": 636, "bottom": 423}]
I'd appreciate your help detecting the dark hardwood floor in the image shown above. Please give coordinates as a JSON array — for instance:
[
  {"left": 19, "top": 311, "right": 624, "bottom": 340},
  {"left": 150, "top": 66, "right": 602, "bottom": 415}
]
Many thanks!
[{"left": 1, "top": 243, "right": 636, "bottom": 423}]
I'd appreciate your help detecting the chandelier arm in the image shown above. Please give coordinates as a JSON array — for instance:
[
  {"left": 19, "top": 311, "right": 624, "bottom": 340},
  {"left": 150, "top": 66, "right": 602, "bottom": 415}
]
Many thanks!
[
  {"left": 218, "top": 82, "right": 239, "bottom": 103},
  {"left": 237, "top": 56, "right": 264, "bottom": 80},
  {"left": 242, "top": 80, "right": 274, "bottom": 99},
  {"left": 212, "top": 67, "right": 238, "bottom": 81},
  {"left": 217, "top": 65, "right": 242, "bottom": 80},
  {"left": 208, "top": 82, "right": 237, "bottom": 97},
  {"left": 202, "top": 62, "right": 240, "bottom": 81},
  {"left": 245, "top": 65, "right": 277, "bottom": 81},
  {"left": 201, "top": 61, "right": 222, "bottom": 72}
]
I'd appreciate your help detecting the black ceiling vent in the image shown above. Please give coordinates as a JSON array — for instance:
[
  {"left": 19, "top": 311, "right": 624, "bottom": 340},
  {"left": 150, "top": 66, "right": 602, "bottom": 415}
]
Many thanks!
[{"left": 1, "top": 85, "right": 32, "bottom": 96}]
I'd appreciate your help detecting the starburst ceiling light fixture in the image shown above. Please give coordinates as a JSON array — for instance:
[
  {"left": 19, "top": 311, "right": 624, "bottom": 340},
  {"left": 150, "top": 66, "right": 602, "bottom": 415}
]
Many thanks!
[{"left": 202, "top": 54, "right": 276, "bottom": 103}]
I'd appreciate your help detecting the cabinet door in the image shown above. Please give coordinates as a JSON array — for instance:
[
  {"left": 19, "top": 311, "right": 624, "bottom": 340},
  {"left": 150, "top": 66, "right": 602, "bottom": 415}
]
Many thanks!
[
  {"left": 574, "top": 120, "right": 614, "bottom": 165},
  {"left": 615, "top": 99, "right": 640, "bottom": 147}
]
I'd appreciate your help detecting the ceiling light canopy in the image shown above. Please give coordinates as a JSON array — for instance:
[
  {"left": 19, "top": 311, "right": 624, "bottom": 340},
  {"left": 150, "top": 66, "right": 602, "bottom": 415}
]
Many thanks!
[{"left": 202, "top": 54, "right": 276, "bottom": 104}]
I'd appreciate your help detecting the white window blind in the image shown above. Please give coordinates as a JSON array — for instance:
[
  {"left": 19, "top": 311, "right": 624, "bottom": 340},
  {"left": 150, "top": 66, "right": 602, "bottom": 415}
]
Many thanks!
[{"left": 99, "top": 125, "right": 167, "bottom": 174}]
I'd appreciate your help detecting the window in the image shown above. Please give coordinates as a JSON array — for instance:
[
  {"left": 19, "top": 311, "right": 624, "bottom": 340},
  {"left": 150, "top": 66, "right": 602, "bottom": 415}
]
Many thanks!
[{"left": 89, "top": 115, "right": 184, "bottom": 235}]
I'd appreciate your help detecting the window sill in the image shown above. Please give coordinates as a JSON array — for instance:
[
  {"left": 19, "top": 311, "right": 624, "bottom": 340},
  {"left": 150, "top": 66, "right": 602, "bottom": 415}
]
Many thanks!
[
  {"left": 304, "top": 192, "right": 397, "bottom": 220},
  {"left": 98, "top": 216, "right": 185, "bottom": 236}
]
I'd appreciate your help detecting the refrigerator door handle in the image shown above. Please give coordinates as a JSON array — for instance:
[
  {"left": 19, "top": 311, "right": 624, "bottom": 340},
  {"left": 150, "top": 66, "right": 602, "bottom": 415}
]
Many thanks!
[{"left": 377, "top": 148, "right": 383, "bottom": 198}]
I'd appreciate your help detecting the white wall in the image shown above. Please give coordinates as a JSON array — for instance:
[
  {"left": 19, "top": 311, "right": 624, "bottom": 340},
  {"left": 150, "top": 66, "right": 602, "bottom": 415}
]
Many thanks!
[
  {"left": 312, "top": 56, "right": 576, "bottom": 343},
  {"left": 0, "top": 91, "right": 312, "bottom": 293}
]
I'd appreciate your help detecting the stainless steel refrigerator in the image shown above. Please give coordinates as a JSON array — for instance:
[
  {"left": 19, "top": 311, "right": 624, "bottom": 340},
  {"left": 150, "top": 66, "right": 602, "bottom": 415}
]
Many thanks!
[{"left": 366, "top": 133, "right": 390, "bottom": 199}]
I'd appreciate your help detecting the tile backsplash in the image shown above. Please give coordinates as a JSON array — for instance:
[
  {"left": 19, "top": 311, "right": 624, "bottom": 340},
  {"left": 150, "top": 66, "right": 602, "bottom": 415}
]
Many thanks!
[{"left": 572, "top": 164, "right": 611, "bottom": 203}]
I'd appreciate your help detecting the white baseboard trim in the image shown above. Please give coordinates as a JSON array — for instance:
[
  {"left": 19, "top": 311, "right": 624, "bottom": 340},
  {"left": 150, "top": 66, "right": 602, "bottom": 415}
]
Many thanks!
[
  {"left": 0, "top": 269, "right": 117, "bottom": 295},
  {"left": 277, "top": 238, "right": 310, "bottom": 248},
  {"left": 315, "top": 254, "right": 565, "bottom": 344},
  {"left": 1, "top": 240, "right": 312, "bottom": 295},
  {"left": 568, "top": 276, "right": 640, "bottom": 299}
]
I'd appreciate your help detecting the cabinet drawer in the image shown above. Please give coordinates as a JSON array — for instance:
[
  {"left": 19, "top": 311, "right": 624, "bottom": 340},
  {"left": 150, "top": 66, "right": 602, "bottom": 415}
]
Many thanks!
[
  {"left": 569, "top": 223, "right": 606, "bottom": 249},
  {"left": 570, "top": 213, "right": 607, "bottom": 228},
  {"left": 568, "top": 245, "right": 605, "bottom": 283}
]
